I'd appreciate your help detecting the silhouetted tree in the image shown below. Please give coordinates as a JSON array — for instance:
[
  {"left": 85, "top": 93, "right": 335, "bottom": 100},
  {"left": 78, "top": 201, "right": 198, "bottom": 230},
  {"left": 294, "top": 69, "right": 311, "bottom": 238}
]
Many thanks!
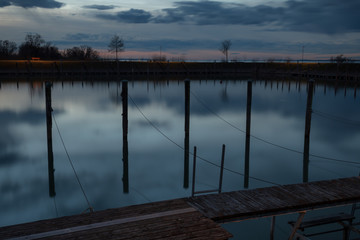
[
  {"left": 18, "top": 33, "right": 61, "bottom": 59},
  {"left": 108, "top": 35, "right": 124, "bottom": 61},
  {"left": 0, "top": 40, "right": 17, "bottom": 59},
  {"left": 42, "top": 42, "right": 62, "bottom": 59},
  {"left": 219, "top": 40, "right": 232, "bottom": 62},
  {"left": 18, "top": 33, "right": 45, "bottom": 59},
  {"left": 64, "top": 45, "right": 99, "bottom": 60},
  {"left": 330, "top": 54, "right": 352, "bottom": 64}
]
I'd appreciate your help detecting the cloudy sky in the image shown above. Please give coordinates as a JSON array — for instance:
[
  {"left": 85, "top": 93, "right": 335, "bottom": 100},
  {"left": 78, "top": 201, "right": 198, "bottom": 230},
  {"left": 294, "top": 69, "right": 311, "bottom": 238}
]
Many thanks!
[{"left": 0, "top": 0, "right": 360, "bottom": 60}]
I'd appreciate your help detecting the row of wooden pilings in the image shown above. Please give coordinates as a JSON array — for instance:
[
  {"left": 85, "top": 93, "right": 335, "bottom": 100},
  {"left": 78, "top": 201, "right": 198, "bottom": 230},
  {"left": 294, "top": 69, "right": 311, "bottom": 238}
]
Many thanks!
[{"left": 44, "top": 79, "right": 315, "bottom": 199}]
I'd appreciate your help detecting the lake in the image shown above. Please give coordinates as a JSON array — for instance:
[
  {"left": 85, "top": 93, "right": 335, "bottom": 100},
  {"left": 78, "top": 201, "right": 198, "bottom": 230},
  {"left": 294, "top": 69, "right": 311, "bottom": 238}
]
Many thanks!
[{"left": 0, "top": 79, "right": 359, "bottom": 239}]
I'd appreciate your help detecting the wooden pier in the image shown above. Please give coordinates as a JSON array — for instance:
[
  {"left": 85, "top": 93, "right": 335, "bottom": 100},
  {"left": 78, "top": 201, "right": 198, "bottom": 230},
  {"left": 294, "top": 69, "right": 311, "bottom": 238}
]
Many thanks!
[
  {"left": 1, "top": 177, "right": 360, "bottom": 239},
  {"left": 0, "top": 199, "right": 231, "bottom": 240},
  {"left": 188, "top": 177, "right": 360, "bottom": 223}
]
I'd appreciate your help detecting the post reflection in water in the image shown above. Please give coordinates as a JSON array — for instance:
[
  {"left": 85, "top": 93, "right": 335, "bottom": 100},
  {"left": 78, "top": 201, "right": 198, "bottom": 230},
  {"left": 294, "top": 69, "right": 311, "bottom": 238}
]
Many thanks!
[
  {"left": 244, "top": 80, "right": 252, "bottom": 189},
  {"left": 122, "top": 80, "right": 129, "bottom": 193},
  {"left": 45, "top": 82, "right": 56, "bottom": 197},
  {"left": 303, "top": 80, "right": 314, "bottom": 183},
  {"left": 184, "top": 80, "right": 190, "bottom": 189}
]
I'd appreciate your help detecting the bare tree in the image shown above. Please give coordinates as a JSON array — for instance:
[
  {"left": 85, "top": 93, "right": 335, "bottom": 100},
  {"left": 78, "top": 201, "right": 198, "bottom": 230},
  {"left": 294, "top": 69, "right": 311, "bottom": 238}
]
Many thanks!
[
  {"left": 108, "top": 35, "right": 124, "bottom": 61},
  {"left": 219, "top": 40, "right": 232, "bottom": 62},
  {"left": 64, "top": 45, "right": 99, "bottom": 60},
  {"left": 18, "top": 33, "right": 61, "bottom": 59},
  {"left": 0, "top": 40, "right": 17, "bottom": 59}
]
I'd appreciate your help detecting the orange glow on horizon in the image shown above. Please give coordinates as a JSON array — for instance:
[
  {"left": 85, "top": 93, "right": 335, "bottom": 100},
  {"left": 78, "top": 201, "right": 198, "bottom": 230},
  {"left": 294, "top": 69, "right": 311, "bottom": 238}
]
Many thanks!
[
  {"left": 99, "top": 49, "right": 360, "bottom": 62},
  {"left": 92, "top": 48, "right": 360, "bottom": 62}
]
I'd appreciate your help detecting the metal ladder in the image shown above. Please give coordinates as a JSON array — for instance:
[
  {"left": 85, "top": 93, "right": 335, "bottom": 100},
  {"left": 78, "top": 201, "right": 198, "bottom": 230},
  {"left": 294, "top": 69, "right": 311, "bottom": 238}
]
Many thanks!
[{"left": 191, "top": 144, "right": 226, "bottom": 197}]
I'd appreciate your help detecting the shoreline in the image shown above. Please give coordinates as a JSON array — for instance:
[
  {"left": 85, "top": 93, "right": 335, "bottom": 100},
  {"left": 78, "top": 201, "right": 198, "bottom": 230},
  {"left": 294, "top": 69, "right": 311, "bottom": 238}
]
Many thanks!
[{"left": 0, "top": 60, "right": 359, "bottom": 81}]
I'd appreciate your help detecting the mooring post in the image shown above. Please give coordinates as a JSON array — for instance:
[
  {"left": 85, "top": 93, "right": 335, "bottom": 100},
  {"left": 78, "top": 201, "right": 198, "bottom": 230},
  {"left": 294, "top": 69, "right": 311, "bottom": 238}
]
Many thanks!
[
  {"left": 303, "top": 80, "right": 314, "bottom": 183},
  {"left": 218, "top": 144, "right": 225, "bottom": 194},
  {"left": 270, "top": 216, "right": 276, "bottom": 240},
  {"left": 45, "top": 82, "right": 55, "bottom": 197},
  {"left": 244, "top": 80, "right": 252, "bottom": 189},
  {"left": 122, "top": 80, "right": 129, "bottom": 193},
  {"left": 289, "top": 211, "right": 306, "bottom": 240},
  {"left": 191, "top": 146, "right": 197, "bottom": 197},
  {"left": 184, "top": 79, "right": 190, "bottom": 189}
]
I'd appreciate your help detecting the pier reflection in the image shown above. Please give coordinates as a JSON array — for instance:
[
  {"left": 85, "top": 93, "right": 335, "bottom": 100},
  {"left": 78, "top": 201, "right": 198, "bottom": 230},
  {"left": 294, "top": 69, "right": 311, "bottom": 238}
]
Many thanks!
[
  {"left": 244, "top": 80, "right": 252, "bottom": 189},
  {"left": 45, "top": 82, "right": 56, "bottom": 197},
  {"left": 122, "top": 80, "right": 129, "bottom": 193},
  {"left": 303, "top": 80, "right": 314, "bottom": 183},
  {"left": 36, "top": 78, "right": 360, "bottom": 194},
  {"left": 184, "top": 80, "right": 190, "bottom": 189}
]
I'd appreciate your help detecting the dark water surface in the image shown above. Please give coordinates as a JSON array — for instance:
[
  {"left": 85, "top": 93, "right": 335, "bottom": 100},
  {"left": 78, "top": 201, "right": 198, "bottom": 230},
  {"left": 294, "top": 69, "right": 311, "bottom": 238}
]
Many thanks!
[{"left": 0, "top": 79, "right": 359, "bottom": 239}]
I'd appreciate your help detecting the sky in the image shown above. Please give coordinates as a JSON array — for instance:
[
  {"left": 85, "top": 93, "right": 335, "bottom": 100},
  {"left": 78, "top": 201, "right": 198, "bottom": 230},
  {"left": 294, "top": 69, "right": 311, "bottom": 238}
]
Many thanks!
[{"left": 0, "top": 0, "right": 360, "bottom": 61}]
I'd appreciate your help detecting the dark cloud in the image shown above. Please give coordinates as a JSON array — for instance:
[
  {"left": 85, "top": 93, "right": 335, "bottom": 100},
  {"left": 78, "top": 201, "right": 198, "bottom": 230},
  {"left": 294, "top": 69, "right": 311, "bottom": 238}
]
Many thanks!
[
  {"left": 65, "top": 33, "right": 104, "bottom": 41},
  {"left": 114, "top": 8, "right": 152, "bottom": 23},
  {"left": 155, "top": 1, "right": 282, "bottom": 25},
  {"left": 0, "top": 0, "right": 64, "bottom": 9},
  {"left": 0, "top": 0, "right": 11, "bottom": 7},
  {"left": 83, "top": 4, "right": 116, "bottom": 10},
  {"left": 91, "top": 0, "right": 360, "bottom": 34},
  {"left": 153, "top": 0, "right": 360, "bottom": 34},
  {"left": 97, "top": 8, "right": 152, "bottom": 23},
  {"left": 282, "top": 0, "right": 360, "bottom": 34}
]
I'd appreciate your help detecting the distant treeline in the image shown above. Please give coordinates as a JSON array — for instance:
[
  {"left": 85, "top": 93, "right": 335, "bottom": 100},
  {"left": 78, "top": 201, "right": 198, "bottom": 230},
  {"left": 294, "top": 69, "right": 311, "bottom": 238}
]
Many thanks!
[{"left": 0, "top": 33, "right": 99, "bottom": 60}]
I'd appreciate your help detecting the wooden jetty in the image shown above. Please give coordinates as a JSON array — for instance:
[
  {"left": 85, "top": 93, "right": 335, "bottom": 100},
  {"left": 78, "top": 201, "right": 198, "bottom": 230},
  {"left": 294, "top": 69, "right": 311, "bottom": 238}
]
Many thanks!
[
  {"left": 188, "top": 177, "right": 360, "bottom": 223},
  {"left": 0, "top": 199, "right": 231, "bottom": 240},
  {"left": 1, "top": 177, "right": 360, "bottom": 239}
]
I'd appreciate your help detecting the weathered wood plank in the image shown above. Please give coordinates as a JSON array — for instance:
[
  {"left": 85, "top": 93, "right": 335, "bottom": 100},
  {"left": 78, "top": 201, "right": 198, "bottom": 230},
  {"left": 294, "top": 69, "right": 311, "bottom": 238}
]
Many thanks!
[{"left": 188, "top": 177, "right": 360, "bottom": 222}]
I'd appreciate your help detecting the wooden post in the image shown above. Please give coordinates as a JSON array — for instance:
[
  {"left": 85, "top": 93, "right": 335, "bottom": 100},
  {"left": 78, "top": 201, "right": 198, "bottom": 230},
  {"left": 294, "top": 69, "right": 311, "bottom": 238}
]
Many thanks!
[
  {"left": 244, "top": 80, "right": 252, "bottom": 189},
  {"left": 354, "top": 84, "right": 357, "bottom": 99},
  {"left": 184, "top": 79, "right": 190, "bottom": 189},
  {"left": 122, "top": 80, "right": 129, "bottom": 193},
  {"left": 218, "top": 144, "right": 225, "bottom": 193},
  {"left": 191, "top": 146, "right": 197, "bottom": 197},
  {"left": 45, "top": 82, "right": 55, "bottom": 197},
  {"left": 270, "top": 216, "right": 276, "bottom": 240},
  {"left": 289, "top": 211, "right": 306, "bottom": 240},
  {"left": 303, "top": 80, "right": 314, "bottom": 183}
]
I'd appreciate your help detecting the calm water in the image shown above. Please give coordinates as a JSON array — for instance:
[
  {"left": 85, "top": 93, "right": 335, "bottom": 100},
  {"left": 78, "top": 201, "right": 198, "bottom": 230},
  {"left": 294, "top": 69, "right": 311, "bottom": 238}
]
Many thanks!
[{"left": 1, "top": 79, "right": 360, "bottom": 239}]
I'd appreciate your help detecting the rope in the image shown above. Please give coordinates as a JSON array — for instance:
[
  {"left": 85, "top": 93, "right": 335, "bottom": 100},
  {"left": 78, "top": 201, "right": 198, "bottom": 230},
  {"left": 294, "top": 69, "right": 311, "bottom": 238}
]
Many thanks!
[
  {"left": 131, "top": 187, "right": 152, "bottom": 203},
  {"left": 313, "top": 109, "right": 360, "bottom": 127},
  {"left": 191, "top": 90, "right": 303, "bottom": 155},
  {"left": 52, "top": 112, "right": 94, "bottom": 213},
  {"left": 128, "top": 95, "right": 184, "bottom": 150},
  {"left": 191, "top": 90, "right": 360, "bottom": 167},
  {"left": 309, "top": 162, "right": 346, "bottom": 179},
  {"left": 129, "top": 94, "right": 280, "bottom": 186},
  {"left": 53, "top": 197, "right": 59, "bottom": 217}
]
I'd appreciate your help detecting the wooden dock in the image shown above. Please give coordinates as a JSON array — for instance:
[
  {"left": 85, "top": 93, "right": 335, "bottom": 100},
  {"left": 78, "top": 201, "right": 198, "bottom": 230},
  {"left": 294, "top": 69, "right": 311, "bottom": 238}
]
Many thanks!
[
  {"left": 1, "top": 177, "right": 360, "bottom": 239},
  {"left": 188, "top": 177, "right": 360, "bottom": 223},
  {"left": 0, "top": 199, "right": 231, "bottom": 240}
]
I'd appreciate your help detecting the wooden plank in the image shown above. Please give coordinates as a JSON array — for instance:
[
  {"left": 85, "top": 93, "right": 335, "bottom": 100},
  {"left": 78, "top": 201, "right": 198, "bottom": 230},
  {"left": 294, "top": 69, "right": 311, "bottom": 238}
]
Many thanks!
[
  {"left": 0, "top": 198, "right": 191, "bottom": 238},
  {"left": 187, "top": 177, "right": 360, "bottom": 222},
  {"left": 8, "top": 208, "right": 197, "bottom": 240},
  {"left": 46, "top": 211, "right": 231, "bottom": 240}
]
